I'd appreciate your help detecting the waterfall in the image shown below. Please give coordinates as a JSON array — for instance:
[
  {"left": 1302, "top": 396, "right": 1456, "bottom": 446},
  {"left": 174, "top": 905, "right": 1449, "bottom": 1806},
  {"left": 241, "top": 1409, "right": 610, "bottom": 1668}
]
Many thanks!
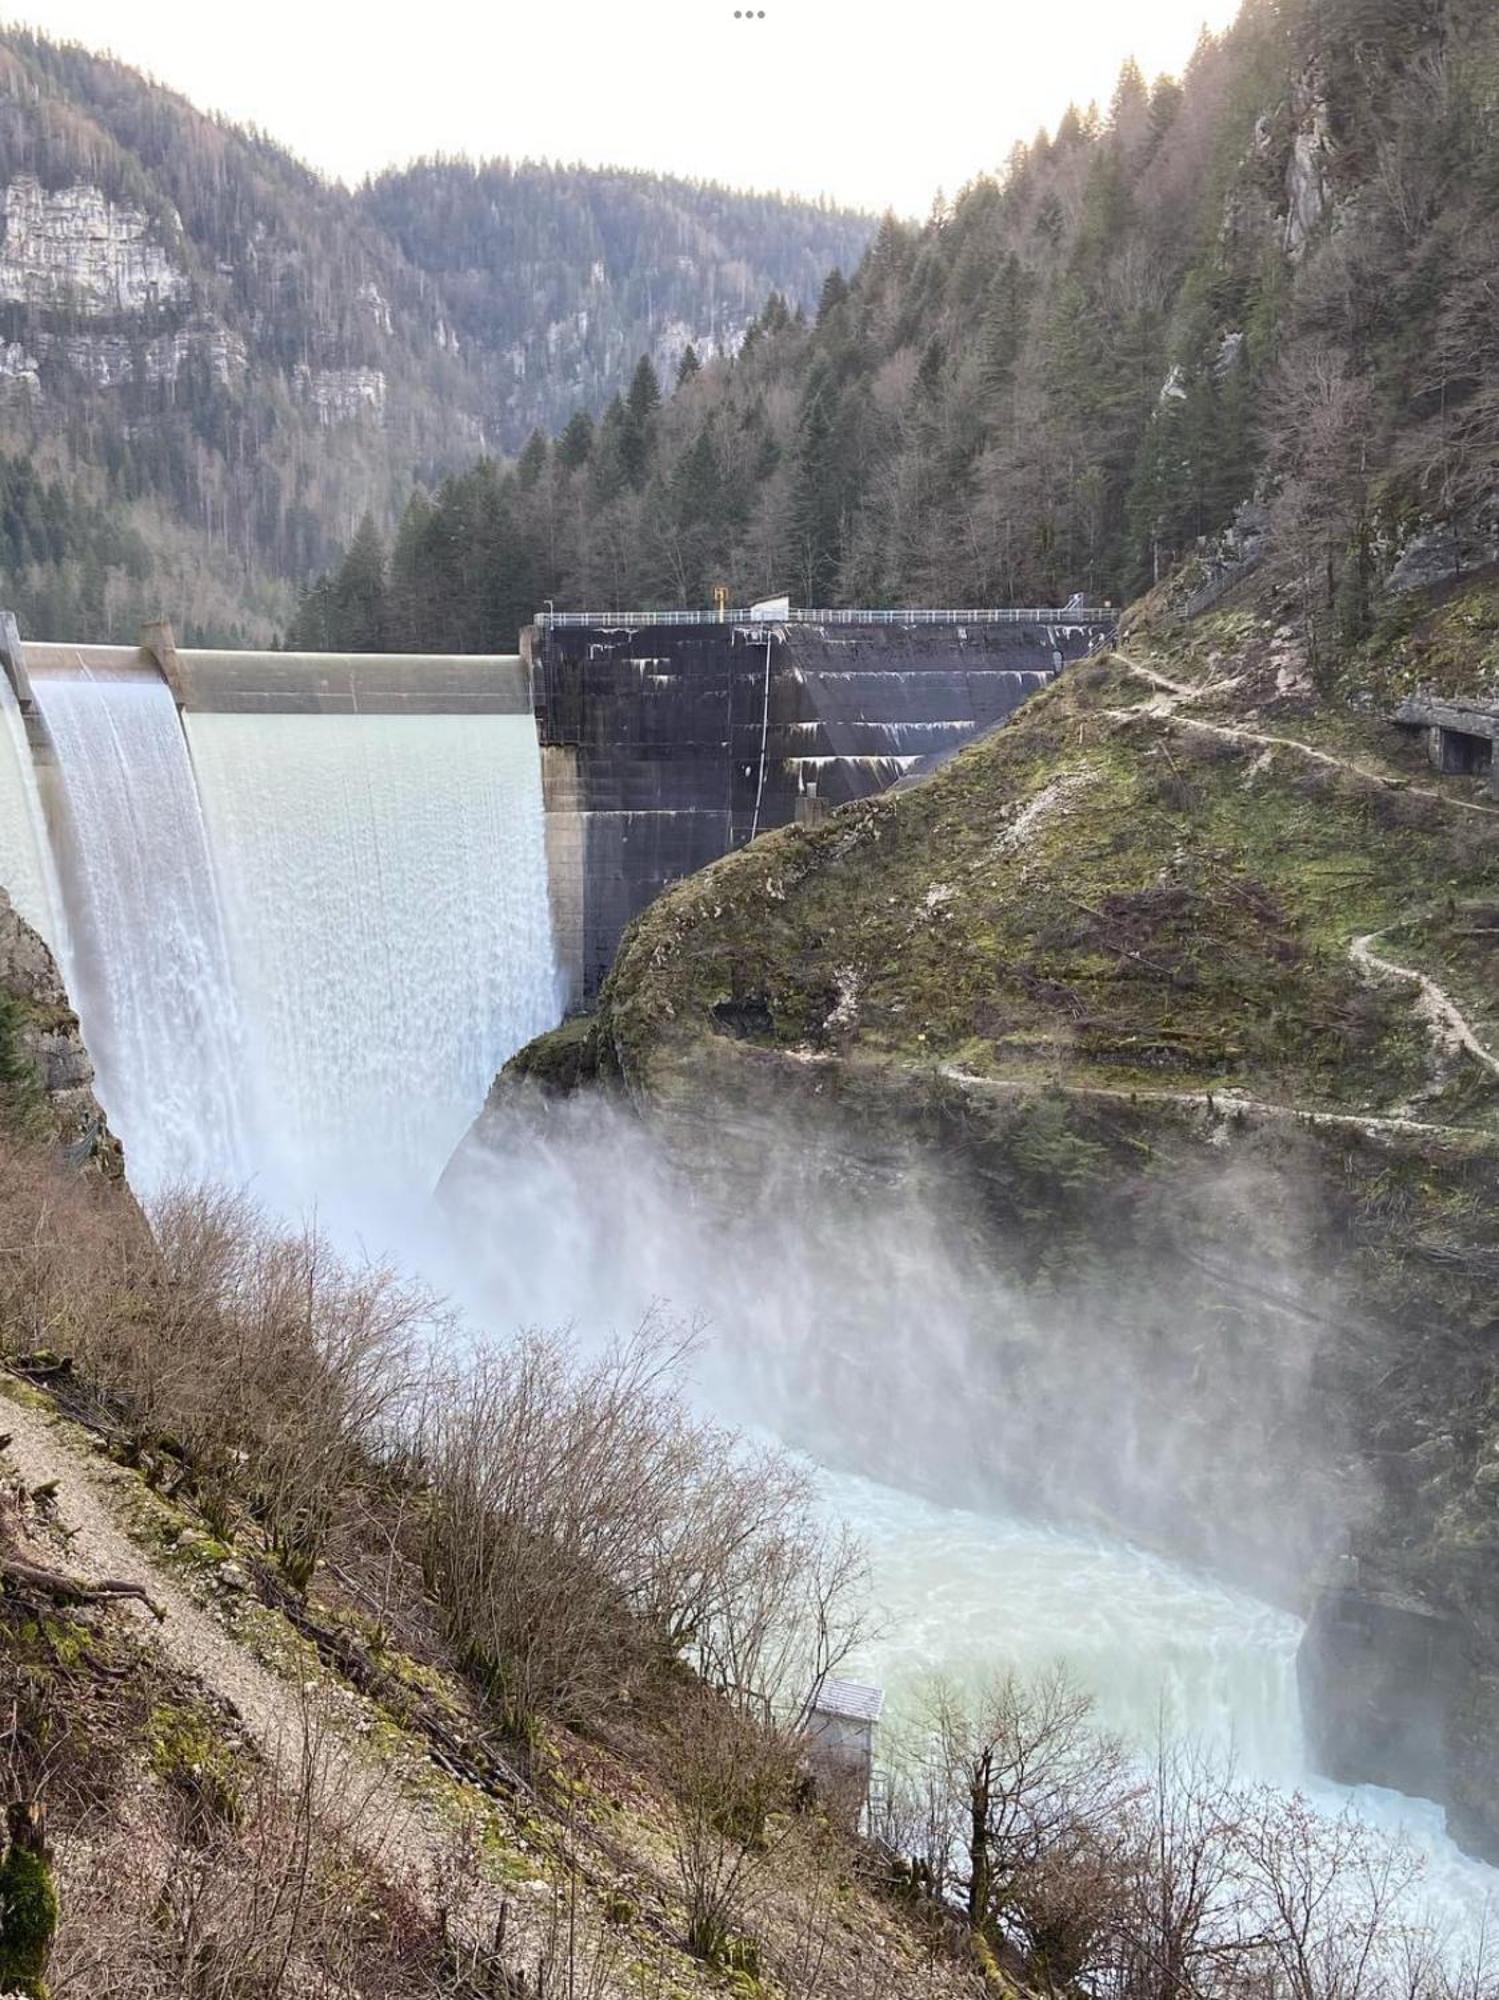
[
  {"left": 30, "top": 674, "right": 251, "bottom": 1194},
  {"left": 185, "top": 712, "right": 558, "bottom": 1217},
  {"left": 826, "top": 1466, "right": 1307, "bottom": 1779},
  {"left": 11, "top": 678, "right": 557, "bottom": 1214}
]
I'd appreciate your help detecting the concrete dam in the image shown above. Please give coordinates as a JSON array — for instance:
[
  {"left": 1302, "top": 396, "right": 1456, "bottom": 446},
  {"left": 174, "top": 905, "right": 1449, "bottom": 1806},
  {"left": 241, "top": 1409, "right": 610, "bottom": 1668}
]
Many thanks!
[
  {"left": 0, "top": 603, "right": 1117, "bottom": 1011},
  {"left": 527, "top": 607, "right": 1117, "bottom": 999}
]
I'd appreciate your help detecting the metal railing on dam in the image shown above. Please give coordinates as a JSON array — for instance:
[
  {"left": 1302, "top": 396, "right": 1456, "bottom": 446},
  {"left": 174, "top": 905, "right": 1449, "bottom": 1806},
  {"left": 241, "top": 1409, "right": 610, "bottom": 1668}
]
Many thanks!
[{"left": 533, "top": 605, "right": 1118, "bottom": 630}]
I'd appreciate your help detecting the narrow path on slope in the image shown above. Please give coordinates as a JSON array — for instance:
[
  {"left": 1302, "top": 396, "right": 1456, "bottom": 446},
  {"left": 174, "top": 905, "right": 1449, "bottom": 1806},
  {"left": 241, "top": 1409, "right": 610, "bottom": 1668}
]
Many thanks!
[
  {"left": 0, "top": 1388, "right": 565, "bottom": 1972},
  {"left": 1108, "top": 652, "right": 1499, "bottom": 821},
  {"left": 1350, "top": 931, "right": 1499, "bottom": 1079},
  {"left": 1104, "top": 651, "right": 1499, "bottom": 1088},
  {"left": 929, "top": 1062, "right": 1499, "bottom": 1144}
]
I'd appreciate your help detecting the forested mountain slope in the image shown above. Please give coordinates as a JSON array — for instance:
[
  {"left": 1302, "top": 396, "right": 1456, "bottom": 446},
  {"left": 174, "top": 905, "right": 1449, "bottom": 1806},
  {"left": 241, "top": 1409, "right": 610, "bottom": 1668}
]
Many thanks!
[
  {"left": 361, "top": 160, "right": 873, "bottom": 449},
  {"left": 0, "top": 31, "right": 870, "bottom": 642},
  {"left": 302, "top": 0, "right": 1499, "bottom": 645}
]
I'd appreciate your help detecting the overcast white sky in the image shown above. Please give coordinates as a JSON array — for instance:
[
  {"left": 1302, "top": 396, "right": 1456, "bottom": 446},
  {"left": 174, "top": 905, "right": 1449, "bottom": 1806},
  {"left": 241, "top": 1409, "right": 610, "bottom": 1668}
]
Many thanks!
[{"left": 9, "top": 0, "right": 1243, "bottom": 216}]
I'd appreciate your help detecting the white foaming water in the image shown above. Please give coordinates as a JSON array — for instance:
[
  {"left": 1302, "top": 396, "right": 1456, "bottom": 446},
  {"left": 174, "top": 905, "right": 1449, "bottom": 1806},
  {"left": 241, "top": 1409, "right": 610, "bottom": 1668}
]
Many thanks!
[
  {"left": 825, "top": 1466, "right": 1499, "bottom": 1941},
  {"left": 825, "top": 1465, "right": 1306, "bottom": 1778},
  {"left": 0, "top": 674, "right": 68, "bottom": 958},
  {"left": 444, "top": 1113, "right": 1499, "bottom": 1943},
  {"left": 185, "top": 713, "right": 558, "bottom": 1216},
  {"left": 31, "top": 675, "right": 250, "bottom": 1193}
]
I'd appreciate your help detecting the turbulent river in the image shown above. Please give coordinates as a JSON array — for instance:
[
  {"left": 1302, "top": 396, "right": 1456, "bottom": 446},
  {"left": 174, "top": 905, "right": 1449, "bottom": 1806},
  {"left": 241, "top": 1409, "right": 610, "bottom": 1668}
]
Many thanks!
[{"left": 1, "top": 663, "right": 1495, "bottom": 1942}]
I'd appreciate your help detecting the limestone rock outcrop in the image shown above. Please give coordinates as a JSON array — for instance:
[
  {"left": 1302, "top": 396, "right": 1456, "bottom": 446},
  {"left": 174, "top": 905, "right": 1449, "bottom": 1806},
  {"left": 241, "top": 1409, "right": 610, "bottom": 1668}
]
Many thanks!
[
  {"left": 0, "top": 177, "right": 188, "bottom": 316},
  {"left": 293, "top": 364, "right": 388, "bottom": 427}
]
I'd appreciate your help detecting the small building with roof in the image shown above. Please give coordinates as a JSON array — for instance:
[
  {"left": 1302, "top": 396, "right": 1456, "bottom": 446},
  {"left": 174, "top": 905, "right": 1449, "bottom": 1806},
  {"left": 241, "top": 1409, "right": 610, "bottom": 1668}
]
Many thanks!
[{"left": 802, "top": 1675, "right": 884, "bottom": 1810}]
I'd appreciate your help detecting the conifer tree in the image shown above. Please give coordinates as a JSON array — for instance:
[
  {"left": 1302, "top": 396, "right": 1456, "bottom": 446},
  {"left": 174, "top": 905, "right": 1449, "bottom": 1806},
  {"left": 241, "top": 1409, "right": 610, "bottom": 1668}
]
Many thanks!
[
  {"left": 517, "top": 429, "right": 549, "bottom": 489},
  {"left": 329, "top": 514, "right": 389, "bottom": 652},
  {"left": 622, "top": 357, "right": 662, "bottom": 488},
  {"left": 626, "top": 355, "right": 663, "bottom": 426},
  {"left": 557, "top": 410, "right": 596, "bottom": 470},
  {"left": 816, "top": 269, "right": 849, "bottom": 323}
]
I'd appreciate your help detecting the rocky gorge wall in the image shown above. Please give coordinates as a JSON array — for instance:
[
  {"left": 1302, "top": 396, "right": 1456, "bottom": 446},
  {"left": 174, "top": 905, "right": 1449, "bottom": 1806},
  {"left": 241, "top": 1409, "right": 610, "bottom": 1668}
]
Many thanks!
[
  {"left": 0, "top": 886, "right": 122, "bottom": 1178},
  {"left": 475, "top": 1021, "right": 1499, "bottom": 1862}
]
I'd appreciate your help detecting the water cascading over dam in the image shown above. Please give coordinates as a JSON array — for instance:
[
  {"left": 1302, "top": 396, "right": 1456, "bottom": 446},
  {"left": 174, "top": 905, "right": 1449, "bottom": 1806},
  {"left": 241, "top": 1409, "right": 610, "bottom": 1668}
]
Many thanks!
[
  {"left": 32, "top": 672, "right": 253, "bottom": 1191},
  {"left": 186, "top": 712, "right": 557, "bottom": 1214},
  {"left": 4, "top": 644, "right": 557, "bottom": 1203}
]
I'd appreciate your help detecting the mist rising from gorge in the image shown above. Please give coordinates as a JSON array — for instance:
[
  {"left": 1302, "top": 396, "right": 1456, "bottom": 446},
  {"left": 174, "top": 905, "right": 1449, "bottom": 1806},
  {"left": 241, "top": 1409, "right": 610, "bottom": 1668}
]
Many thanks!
[{"left": 439, "top": 1083, "right": 1364, "bottom": 1618}]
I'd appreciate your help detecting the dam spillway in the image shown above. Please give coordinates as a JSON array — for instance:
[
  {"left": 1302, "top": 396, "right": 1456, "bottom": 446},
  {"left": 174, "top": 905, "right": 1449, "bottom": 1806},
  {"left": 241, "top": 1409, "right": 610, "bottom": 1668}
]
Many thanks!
[
  {"left": 18, "top": 637, "right": 531, "bottom": 715},
  {"left": 32, "top": 671, "right": 253, "bottom": 1191},
  {"left": 187, "top": 711, "right": 557, "bottom": 1212},
  {"left": 2, "top": 635, "right": 556, "bottom": 1200}
]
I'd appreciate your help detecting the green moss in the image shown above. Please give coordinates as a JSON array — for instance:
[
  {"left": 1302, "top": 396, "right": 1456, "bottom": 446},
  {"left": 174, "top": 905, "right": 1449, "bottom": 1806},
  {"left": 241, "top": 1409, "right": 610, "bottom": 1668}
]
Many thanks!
[
  {"left": 0, "top": 1375, "right": 56, "bottom": 1414},
  {"left": 149, "top": 1702, "right": 244, "bottom": 1829},
  {"left": 0, "top": 1831, "right": 56, "bottom": 1999},
  {"left": 502, "top": 1014, "right": 605, "bottom": 1095},
  {"left": 1343, "top": 580, "right": 1499, "bottom": 708},
  {"left": 0, "top": 992, "right": 50, "bottom": 1147}
]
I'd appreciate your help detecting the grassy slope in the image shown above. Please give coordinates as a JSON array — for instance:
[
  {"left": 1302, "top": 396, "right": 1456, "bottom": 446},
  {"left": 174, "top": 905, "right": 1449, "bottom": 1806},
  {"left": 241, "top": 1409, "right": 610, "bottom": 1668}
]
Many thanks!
[{"left": 584, "top": 600, "right": 1499, "bottom": 1132}]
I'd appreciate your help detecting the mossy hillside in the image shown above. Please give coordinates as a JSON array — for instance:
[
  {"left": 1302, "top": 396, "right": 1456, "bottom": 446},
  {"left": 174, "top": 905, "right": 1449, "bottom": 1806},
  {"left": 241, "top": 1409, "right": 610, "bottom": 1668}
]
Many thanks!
[
  {"left": 0, "top": 992, "right": 52, "bottom": 1147},
  {"left": 0, "top": 1832, "right": 55, "bottom": 1999},
  {"left": 591, "top": 624, "right": 1499, "bottom": 1126},
  {"left": 1345, "top": 576, "right": 1499, "bottom": 710}
]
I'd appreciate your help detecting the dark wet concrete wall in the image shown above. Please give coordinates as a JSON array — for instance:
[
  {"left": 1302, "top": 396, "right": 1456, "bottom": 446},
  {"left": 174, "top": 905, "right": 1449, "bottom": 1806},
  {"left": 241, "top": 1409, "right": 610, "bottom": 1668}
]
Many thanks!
[{"left": 530, "top": 615, "right": 1114, "bottom": 1003}]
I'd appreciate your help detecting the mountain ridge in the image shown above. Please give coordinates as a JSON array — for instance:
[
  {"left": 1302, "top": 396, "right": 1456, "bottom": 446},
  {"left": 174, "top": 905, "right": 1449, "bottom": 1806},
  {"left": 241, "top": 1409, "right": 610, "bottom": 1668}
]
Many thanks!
[
  {"left": 0, "top": 27, "right": 873, "bottom": 641},
  {"left": 293, "top": 0, "right": 1499, "bottom": 646}
]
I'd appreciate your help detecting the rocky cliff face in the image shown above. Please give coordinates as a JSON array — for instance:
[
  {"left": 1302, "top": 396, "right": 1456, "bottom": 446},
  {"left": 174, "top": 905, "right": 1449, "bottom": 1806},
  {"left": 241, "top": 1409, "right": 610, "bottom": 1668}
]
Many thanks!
[
  {"left": 0, "top": 176, "right": 188, "bottom": 315},
  {"left": 474, "top": 583, "right": 1499, "bottom": 1858},
  {"left": 0, "top": 887, "right": 123, "bottom": 1179}
]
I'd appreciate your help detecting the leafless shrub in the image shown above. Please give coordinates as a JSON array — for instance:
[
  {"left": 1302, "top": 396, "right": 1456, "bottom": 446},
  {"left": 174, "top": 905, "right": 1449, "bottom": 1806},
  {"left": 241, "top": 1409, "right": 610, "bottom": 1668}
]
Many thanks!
[
  {"left": 1234, "top": 1787, "right": 1429, "bottom": 2000},
  {"left": 141, "top": 1185, "right": 439, "bottom": 1583},
  {"left": 0, "top": 1139, "right": 143, "bottom": 1364},
  {"left": 0, "top": 1152, "right": 437, "bottom": 1587},
  {"left": 1100, "top": 1737, "right": 1250, "bottom": 2000},
  {"left": 49, "top": 1704, "right": 446, "bottom": 1999},
  {"left": 870, "top": 1668, "right": 1482, "bottom": 2000},
  {"left": 1260, "top": 347, "right": 1377, "bottom": 659},
  {"left": 666, "top": 1690, "right": 802, "bottom": 1967},
  {"left": 417, "top": 1317, "right": 864, "bottom": 1750}
]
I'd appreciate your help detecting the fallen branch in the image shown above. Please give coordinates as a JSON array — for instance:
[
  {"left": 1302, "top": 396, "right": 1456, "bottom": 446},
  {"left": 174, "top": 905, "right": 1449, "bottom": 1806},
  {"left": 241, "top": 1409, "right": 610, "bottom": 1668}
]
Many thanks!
[{"left": 0, "top": 1555, "right": 164, "bottom": 1621}]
